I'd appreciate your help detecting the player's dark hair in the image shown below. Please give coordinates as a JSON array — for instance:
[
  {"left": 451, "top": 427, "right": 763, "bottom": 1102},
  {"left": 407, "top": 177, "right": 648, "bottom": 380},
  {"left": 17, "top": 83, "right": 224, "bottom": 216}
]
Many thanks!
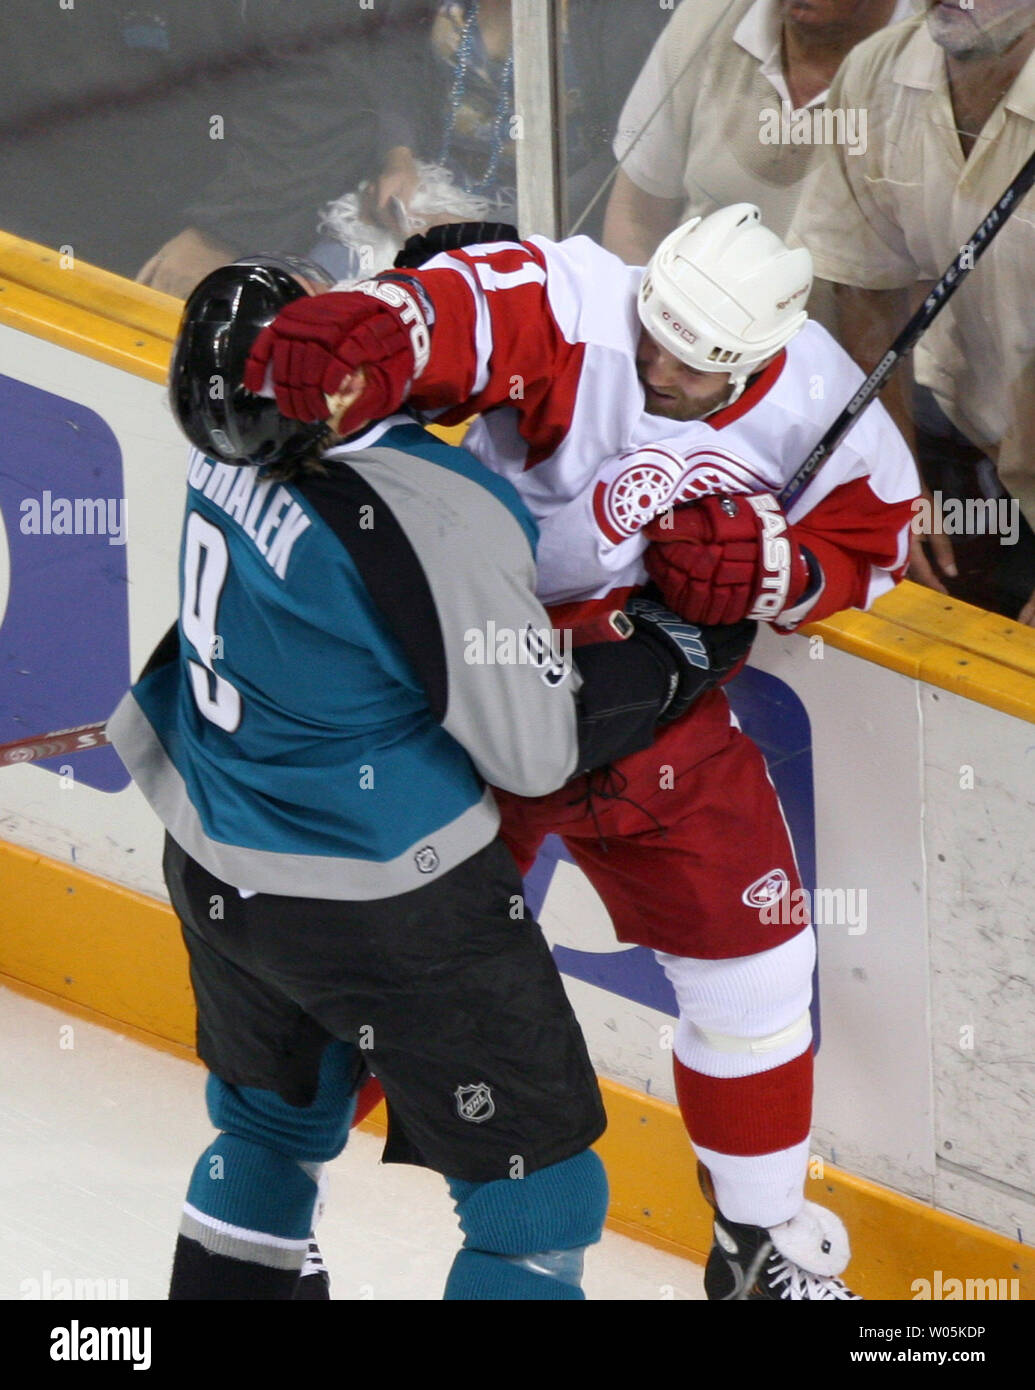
[{"left": 260, "top": 449, "right": 328, "bottom": 485}]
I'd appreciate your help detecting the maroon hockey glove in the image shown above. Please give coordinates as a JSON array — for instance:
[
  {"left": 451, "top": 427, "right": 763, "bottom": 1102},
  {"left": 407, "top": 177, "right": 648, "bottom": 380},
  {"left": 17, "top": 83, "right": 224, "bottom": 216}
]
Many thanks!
[
  {"left": 244, "top": 278, "right": 432, "bottom": 430},
  {"left": 644, "top": 493, "right": 812, "bottom": 625}
]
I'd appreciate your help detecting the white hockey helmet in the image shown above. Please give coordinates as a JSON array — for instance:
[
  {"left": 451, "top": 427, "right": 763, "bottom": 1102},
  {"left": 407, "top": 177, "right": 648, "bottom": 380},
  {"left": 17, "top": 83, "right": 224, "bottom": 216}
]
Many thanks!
[{"left": 638, "top": 204, "right": 813, "bottom": 411}]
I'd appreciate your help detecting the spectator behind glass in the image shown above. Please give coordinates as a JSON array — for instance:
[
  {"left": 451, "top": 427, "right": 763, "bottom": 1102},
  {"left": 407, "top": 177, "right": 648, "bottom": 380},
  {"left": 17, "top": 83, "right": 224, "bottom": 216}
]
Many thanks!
[
  {"left": 602, "top": 0, "right": 912, "bottom": 320},
  {"left": 340, "top": 0, "right": 665, "bottom": 261},
  {"left": 138, "top": 1, "right": 425, "bottom": 297},
  {"left": 1, "top": 0, "right": 238, "bottom": 280},
  {"left": 0, "top": 1, "right": 423, "bottom": 295},
  {"left": 791, "top": 1, "right": 1035, "bottom": 623}
]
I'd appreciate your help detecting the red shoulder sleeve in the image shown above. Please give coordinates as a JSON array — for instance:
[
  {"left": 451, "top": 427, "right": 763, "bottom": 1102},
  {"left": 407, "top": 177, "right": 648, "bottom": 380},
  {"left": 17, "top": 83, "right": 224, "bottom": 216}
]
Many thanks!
[{"left": 407, "top": 244, "right": 585, "bottom": 447}]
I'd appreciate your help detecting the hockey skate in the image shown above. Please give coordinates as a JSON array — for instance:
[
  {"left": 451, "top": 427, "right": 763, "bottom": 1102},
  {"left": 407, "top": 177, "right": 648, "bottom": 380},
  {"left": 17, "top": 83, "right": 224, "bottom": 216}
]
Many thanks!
[
  {"left": 698, "top": 1162, "right": 861, "bottom": 1300},
  {"left": 704, "top": 1203, "right": 862, "bottom": 1300}
]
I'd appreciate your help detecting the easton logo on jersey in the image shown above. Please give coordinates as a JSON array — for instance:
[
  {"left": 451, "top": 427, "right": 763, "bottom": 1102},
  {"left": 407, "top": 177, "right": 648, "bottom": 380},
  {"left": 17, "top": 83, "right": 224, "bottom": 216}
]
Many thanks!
[
  {"left": 455, "top": 1083, "right": 495, "bottom": 1123},
  {"left": 742, "top": 868, "right": 790, "bottom": 909}
]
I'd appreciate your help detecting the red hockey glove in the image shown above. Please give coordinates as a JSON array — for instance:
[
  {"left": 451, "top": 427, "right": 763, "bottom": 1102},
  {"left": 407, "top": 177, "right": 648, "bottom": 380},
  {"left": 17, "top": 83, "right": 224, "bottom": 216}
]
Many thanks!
[
  {"left": 243, "top": 277, "right": 432, "bottom": 431},
  {"left": 644, "top": 493, "right": 812, "bottom": 625}
]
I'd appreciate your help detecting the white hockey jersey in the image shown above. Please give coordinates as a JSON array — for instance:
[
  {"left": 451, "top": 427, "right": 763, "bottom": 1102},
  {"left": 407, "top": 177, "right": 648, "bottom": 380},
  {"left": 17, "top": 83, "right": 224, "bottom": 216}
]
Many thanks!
[{"left": 404, "top": 234, "right": 919, "bottom": 626}]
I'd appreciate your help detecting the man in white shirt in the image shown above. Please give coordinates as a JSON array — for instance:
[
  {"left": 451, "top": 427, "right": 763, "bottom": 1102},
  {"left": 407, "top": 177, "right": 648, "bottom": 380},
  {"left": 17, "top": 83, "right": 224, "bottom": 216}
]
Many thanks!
[
  {"left": 791, "top": 1, "right": 1035, "bottom": 622},
  {"left": 603, "top": 0, "right": 914, "bottom": 284}
]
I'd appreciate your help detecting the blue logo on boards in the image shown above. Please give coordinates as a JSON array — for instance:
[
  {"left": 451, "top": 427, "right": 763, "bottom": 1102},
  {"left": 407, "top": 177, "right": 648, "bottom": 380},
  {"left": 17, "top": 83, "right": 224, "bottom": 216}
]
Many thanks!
[
  {"left": 524, "top": 666, "right": 820, "bottom": 1042},
  {"left": 0, "top": 375, "right": 131, "bottom": 791}
]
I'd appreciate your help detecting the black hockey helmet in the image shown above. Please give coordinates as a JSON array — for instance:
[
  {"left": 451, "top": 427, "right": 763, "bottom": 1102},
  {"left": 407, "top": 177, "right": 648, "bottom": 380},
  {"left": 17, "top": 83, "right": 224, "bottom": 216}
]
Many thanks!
[{"left": 168, "top": 254, "right": 335, "bottom": 467}]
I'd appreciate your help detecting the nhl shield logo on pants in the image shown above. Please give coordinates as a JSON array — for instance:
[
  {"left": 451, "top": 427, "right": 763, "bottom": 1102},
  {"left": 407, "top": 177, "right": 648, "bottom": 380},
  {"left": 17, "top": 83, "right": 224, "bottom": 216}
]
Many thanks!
[{"left": 455, "top": 1083, "right": 495, "bottom": 1123}]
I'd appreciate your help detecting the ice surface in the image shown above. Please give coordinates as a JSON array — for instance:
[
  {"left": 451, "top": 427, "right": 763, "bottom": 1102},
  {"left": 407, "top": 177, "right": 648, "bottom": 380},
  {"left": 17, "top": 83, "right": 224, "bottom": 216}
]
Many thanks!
[{"left": 0, "top": 988, "right": 704, "bottom": 1301}]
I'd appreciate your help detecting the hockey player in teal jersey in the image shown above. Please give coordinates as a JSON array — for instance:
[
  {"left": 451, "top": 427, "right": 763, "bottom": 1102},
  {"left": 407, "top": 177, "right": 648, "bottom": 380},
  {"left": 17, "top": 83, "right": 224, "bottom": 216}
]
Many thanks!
[{"left": 109, "top": 254, "right": 754, "bottom": 1300}]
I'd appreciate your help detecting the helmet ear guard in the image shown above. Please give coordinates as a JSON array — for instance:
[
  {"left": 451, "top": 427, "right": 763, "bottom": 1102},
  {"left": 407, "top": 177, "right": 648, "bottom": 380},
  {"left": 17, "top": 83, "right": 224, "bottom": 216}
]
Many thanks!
[
  {"left": 169, "top": 255, "right": 335, "bottom": 468},
  {"left": 638, "top": 204, "right": 813, "bottom": 413}
]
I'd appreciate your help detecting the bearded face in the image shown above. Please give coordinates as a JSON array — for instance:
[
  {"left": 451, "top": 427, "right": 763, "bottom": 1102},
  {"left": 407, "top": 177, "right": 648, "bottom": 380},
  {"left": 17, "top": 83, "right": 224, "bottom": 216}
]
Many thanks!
[{"left": 926, "top": 0, "right": 1035, "bottom": 59}]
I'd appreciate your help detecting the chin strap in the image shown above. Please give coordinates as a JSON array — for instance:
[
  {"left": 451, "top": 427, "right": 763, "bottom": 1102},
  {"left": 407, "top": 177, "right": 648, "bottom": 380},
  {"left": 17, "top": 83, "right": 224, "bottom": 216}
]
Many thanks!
[{"left": 700, "top": 371, "right": 750, "bottom": 420}]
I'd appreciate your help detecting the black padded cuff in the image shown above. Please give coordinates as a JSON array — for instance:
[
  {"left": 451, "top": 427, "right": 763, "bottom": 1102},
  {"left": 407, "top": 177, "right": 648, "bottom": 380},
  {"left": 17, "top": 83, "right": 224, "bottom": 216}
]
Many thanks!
[{"left": 571, "top": 634, "right": 675, "bottom": 775}]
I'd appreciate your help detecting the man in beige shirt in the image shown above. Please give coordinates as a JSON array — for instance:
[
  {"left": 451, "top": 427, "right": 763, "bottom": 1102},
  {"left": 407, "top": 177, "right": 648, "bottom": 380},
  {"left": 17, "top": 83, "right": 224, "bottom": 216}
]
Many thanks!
[
  {"left": 604, "top": 0, "right": 913, "bottom": 273},
  {"left": 791, "top": 1, "right": 1035, "bottom": 623}
]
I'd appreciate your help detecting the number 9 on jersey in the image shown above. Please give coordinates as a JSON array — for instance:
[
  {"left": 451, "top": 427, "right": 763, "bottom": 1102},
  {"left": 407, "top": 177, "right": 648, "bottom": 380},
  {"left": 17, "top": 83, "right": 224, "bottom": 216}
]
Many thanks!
[{"left": 181, "top": 513, "right": 242, "bottom": 733}]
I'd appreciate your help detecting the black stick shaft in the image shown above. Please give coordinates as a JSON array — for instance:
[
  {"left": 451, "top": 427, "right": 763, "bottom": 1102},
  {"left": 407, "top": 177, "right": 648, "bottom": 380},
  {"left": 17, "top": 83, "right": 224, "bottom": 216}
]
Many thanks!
[{"left": 779, "top": 146, "right": 1035, "bottom": 512}]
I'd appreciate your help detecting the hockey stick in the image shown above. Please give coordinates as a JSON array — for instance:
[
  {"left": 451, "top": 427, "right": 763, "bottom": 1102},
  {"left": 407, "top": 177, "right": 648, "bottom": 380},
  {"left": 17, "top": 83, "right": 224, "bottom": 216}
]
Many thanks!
[
  {"left": 778, "top": 145, "right": 1035, "bottom": 512},
  {"left": 0, "top": 721, "right": 109, "bottom": 767},
  {"left": 0, "top": 595, "right": 636, "bottom": 773},
  {"left": 0, "top": 607, "right": 634, "bottom": 770}
]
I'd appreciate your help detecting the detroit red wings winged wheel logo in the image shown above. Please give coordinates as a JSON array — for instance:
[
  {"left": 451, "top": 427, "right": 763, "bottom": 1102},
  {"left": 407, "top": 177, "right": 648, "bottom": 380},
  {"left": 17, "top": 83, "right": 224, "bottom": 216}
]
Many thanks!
[{"left": 592, "top": 447, "right": 745, "bottom": 544}]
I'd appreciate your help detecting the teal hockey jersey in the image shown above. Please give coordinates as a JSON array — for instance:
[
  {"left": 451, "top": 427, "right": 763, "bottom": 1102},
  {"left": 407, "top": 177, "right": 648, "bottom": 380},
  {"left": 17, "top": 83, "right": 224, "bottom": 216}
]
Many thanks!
[{"left": 108, "top": 418, "right": 581, "bottom": 899}]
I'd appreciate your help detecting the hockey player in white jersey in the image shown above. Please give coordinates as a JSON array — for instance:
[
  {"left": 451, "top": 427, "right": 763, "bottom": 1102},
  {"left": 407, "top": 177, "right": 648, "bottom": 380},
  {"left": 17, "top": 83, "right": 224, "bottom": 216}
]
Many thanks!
[{"left": 246, "top": 206, "right": 920, "bottom": 1300}]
